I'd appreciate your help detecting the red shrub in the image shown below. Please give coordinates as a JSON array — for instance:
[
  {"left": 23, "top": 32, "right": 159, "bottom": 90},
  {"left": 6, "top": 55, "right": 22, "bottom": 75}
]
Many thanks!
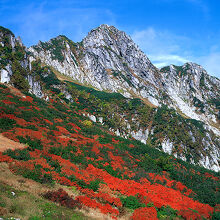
[
  {"left": 131, "top": 207, "right": 158, "bottom": 220},
  {"left": 2, "top": 100, "right": 16, "bottom": 105},
  {"left": 178, "top": 209, "right": 202, "bottom": 220},
  {"left": 43, "top": 188, "right": 81, "bottom": 209}
]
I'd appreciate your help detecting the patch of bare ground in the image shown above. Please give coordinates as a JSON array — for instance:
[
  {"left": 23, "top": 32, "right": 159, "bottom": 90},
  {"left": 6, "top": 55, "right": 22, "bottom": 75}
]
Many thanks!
[{"left": 0, "top": 134, "right": 26, "bottom": 152}]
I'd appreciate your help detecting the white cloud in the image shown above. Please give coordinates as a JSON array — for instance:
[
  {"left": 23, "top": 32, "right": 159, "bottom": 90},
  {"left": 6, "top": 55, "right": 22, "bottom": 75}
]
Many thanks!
[
  {"left": 151, "top": 55, "right": 190, "bottom": 68},
  {"left": 131, "top": 27, "right": 191, "bottom": 68}
]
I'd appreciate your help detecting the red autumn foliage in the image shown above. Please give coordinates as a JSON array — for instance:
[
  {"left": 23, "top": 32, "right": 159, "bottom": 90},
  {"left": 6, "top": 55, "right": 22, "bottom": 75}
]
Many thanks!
[
  {"left": 77, "top": 195, "right": 119, "bottom": 217},
  {"left": 56, "top": 126, "right": 70, "bottom": 135},
  {"left": 20, "top": 96, "right": 33, "bottom": 103},
  {"left": 6, "top": 95, "right": 14, "bottom": 98},
  {"left": 2, "top": 100, "right": 16, "bottom": 105},
  {"left": 68, "top": 122, "right": 81, "bottom": 131},
  {"left": 214, "top": 204, "right": 220, "bottom": 212},
  {"left": 131, "top": 207, "right": 158, "bottom": 220},
  {"left": 14, "top": 128, "right": 43, "bottom": 140},
  {"left": 178, "top": 209, "right": 203, "bottom": 220},
  {"left": 0, "top": 85, "right": 218, "bottom": 220},
  {"left": 0, "top": 152, "right": 13, "bottom": 163},
  {"left": 54, "top": 118, "right": 63, "bottom": 123},
  {"left": 0, "top": 113, "right": 16, "bottom": 120},
  {"left": 44, "top": 119, "right": 53, "bottom": 125}
]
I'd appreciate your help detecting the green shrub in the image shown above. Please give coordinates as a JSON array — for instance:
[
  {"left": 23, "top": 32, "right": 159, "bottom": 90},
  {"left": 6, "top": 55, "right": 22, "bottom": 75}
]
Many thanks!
[
  {"left": 0, "top": 118, "right": 16, "bottom": 131},
  {"left": 20, "top": 166, "right": 54, "bottom": 185},
  {"left": 212, "top": 211, "right": 220, "bottom": 220},
  {"left": 17, "top": 136, "right": 43, "bottom": 151},
  {"left": 121, "top": 196, "right": 145, "bottom": 209},
  {"left": 4, "top": 148, "right": 31, "bottom": 161},
  {"left": 87, "top": 179, "right": 102, "bottom": 192},
  {"left": 157, "top": 205, "right": 178, "bottom": 219}
]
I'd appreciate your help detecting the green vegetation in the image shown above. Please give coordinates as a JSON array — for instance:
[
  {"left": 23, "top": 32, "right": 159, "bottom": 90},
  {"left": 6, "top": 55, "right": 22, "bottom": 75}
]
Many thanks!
[
  {"left": 36, "top": 37, "right": 66, "bottom": 62},
  {"left": 0, "top": 28, "right": 29, "bottom": 92},
  {"left": 0, "top": 181, "right": 86, "bottom": 220},
  {"left": 0, "top": 26, "right": 15, "bottom": 36},
  {"left": 160, "top": 66, "right": 170, "bottom": 73},
  {"left": 193, "top": 97, "right": 205, "bottom": 113},
  {"left": 0, "top": 118, "right": 16, "bottom": 131},
  {"left": 173, "top": 65, "right": 188, "bottom": 77},
  {"left": 112, "top": 70, "right": 134, "bottom": 87},
  {"left": 0, "top": 80, "right": 219, "bottom": 210},
  {"left": 1, "top": 26, "right": 219, "bottom": 220},
  {"left": 17, "top": 136, "right": 43, "bottom": 151},
  {"left": 4, "top": 148, "right": 31, "bottom": 161},
  {"left": 121, "top": 196, "right": 145, "bottom": 210},
  {"left": 200, "top": 72, "right": 205, "bottom": 87},
  {"left": 157, "top": 206, "right": 179, "bottom": 219}
]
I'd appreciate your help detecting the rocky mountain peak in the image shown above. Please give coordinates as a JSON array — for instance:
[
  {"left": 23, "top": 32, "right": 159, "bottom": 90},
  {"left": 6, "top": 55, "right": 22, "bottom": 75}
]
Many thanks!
[
  {"left": 83, "top": 24, "right": 147, "bottom": 60},
  {"left": 82, "top": 24, "right": 158, "bottom": 88}
]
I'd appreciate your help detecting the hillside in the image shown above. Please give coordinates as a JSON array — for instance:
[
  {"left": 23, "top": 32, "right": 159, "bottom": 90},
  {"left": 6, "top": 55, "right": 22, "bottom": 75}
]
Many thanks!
[
  {"left": 0, "top": 82, "right": 220, "bottom": 219},
  {"left": 0, "top": 25, "right": 220, "bottom": 219},
  {"left": 0, "top": 25, "right": 219, "bottom": 171}
]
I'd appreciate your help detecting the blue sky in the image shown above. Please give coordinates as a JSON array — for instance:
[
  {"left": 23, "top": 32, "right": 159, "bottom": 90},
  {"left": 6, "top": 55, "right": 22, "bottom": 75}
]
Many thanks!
[{"left": 1, "top": 0, "right": 220, "bottom": 78}]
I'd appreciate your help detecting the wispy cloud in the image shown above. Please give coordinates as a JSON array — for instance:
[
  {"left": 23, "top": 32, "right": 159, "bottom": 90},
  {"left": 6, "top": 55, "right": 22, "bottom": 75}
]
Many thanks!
[
  {"left": 151, "top": 55, "right": 190, "bottom": 68},
  {"left": 131, "top": 27, "right": 191, "bottom": 67},
  {"left": 2, "top": 1, "right": 116, "bottom": 46}
]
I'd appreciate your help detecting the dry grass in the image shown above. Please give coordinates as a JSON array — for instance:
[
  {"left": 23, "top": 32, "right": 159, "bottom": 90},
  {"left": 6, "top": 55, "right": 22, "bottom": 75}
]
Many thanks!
[
  {"left": 128, "top": 89, "right": 157, "bottom": 108},
  {"left": 0, "top": 163, "right": 87, "bottom": 220},
  {"left": 52, "top": 67, "right": 76, "bottom": 82},
  {"left": 40, "top": 62, "right": 75, "bottom": 83}
]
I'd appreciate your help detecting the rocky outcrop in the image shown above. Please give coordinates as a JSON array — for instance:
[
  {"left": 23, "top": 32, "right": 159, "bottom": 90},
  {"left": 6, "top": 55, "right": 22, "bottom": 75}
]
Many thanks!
[
  {"left": 27, "top": 24, "right": 220, "bottom": 171},
  {"left": 29, "top": 25, "right": 161, "bottom": 106},
  {"left": 0, "top": 26, "right": 43, "bottom": 97},
  {"left": 161, "top": 63, "right": 220, "bottom": 136}
]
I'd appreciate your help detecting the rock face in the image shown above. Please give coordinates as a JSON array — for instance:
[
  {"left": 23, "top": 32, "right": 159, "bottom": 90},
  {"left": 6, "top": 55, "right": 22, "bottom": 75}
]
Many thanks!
[
  {"left": 0, "top": 65, "right": 12, "bottom": 83},
  {"left": 161, "top": 63, "right": 220, "bottom": 136},
  {"left": 0, "top": 26, "right": 43, "bottom": 97},
  {"left": 0, "top": 25, "right": 219, "bottom": 171}
]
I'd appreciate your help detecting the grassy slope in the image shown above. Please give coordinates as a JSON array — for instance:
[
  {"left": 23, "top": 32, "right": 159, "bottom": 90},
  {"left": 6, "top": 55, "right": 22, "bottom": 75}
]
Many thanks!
[{"left": 0, "top": 163, "right": 87, "bottom": 220}]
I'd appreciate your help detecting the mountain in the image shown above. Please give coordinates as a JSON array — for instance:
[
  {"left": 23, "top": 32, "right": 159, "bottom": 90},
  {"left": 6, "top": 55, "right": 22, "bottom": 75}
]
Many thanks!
[
  {"left": 29, "top": 24, "right": 220, "bottom": 131},
  {"left": 0, "top": 25, "right": 220, "bottom": 220},
  {"left": 0, "top": 24, "right": 220, "bottom": 172},
  {"left": 28, "top": 24, "right": 219, "bottom": 171}
]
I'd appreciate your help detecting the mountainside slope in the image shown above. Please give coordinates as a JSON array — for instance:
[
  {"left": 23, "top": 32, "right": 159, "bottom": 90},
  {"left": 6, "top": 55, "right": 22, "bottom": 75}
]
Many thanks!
[
  {"left": 0, "top": 25, "right": 219, "bottom": 172},
  {"left": 0, "top": 82, "right": 219, "bottom": 219}
]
